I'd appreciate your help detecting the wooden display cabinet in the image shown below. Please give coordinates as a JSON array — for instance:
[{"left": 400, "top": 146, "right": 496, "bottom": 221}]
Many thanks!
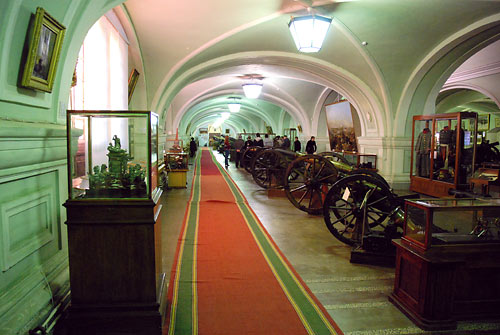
[
  {"left": 410, "top": 112, "right": 478, "bottom": 197},
  {"left": 165, "top": 152, "right": 189, "bottom": 188},
  {"left": 390, "top": 198, "right": 500, "bottom": 330},
  {"left": 64, "top": 110, "right": 164, "bottom": 335}
]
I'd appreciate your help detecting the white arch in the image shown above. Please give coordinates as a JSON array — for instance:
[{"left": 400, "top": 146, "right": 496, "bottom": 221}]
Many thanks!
[
  {"left": 395, "top": 13, "right": 500, "bottom": 136},
  {"left": 440, "top": 83, "right": 500, "bottom": 109},
  {"left": 157, "top": 52, "right": 385, "bottom": 138}
]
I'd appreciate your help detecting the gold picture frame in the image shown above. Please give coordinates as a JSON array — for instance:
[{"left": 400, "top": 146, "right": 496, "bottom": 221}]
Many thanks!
[
  {"left": 21, "top": 7, "right": 66, "bottom": 93},
  {"left": 128, "top": 69, "right": 140, "bottom": 103},
  {"left": 478, "top": 114, "right": 490, "bottom": 131}
]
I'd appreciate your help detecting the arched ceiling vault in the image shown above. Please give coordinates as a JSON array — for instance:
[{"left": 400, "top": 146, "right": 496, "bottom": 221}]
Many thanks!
[{"left": 93, "top": 0, "right": 500, "bottom": 140}]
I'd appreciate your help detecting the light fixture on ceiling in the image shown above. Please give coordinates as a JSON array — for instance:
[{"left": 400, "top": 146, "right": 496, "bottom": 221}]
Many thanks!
[
  {"left": 242, "top": 83, "right": 263, "bottom": 99},
  {"left": 227, "top": 97, "right": 241, "bottom": 113},
  {"left": 288, "top": 14, "right": 332, "bottom": 53}
]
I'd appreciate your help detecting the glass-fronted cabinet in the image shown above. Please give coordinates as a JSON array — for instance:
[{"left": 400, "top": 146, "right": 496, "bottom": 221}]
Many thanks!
[
  {"left": 165, "top": 152, "right": 189, "bottom": 170},
  {"left": 67, "top": 110, "right": 158, "bottom": 199},
  {"left": 403, "top": 198, "right": 500, "bottom": 251},
  {"left": 410, "top": 112, "right": 477, "bottom": 197},
  {"left": 390, "top": 198, "right": 500, "bottom": 330}
]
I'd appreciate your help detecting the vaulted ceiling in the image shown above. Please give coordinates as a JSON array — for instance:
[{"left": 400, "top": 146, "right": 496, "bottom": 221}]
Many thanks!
[{"left": 120, "top": 0, "right": 500, "bottom": 137}]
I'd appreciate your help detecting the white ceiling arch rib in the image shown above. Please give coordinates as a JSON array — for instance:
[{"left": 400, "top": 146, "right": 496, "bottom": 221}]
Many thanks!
[
  {"left": 183, "top": 108, "right": 261, "bottom": 135},
  {"left": 174, "top": 89, "right": 280, "bottom": 134},
  {"left": 160, "top": 51, "right": 384, "bottom": 137}
]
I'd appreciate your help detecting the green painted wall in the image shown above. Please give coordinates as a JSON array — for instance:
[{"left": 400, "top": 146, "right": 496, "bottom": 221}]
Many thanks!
[{"left": 0, "top": 0, "right": 125, "bottom": 333}]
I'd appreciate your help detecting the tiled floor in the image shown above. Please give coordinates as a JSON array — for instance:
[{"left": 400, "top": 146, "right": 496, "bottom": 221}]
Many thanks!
[{"left": 160, "top": 151, "right": 500, "bottom": 335}]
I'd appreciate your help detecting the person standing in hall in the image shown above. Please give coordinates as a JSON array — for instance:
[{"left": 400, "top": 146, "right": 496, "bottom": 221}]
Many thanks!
[
  {"left": 243, "top": 136, "right": 253, "bottom": 149},
  {"left": 281, "top": 135, "right": 291, "bottom": 150},
  {"left": 253, "top": 133, "right": 264, "bottom": 147},
  {"left": 224, "top": 136, "right": 231, "bottom": 168},
  {"left": 294, "top": 136, "right": 301, "bottom": 152},
  {"left": 233, "top": 135, "right": 244, "bottom": 168},
  {"left": 263, "top": 134, "right": 273, "bottom": 148},
  {"left": 306, "top": 136, "right": 317, "bottom": 154},
  {"left": 189, "top": 137, "right": 197, "bottom": 157}
]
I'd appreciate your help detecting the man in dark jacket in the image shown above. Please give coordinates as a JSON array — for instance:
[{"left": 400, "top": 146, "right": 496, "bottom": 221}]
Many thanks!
[
  {"left": 189, "top": 137, "right": 197, "bottom": 157},
  {"left": 253, "top": 133, "right": 264, "bottom": 147},
  {"left": 294, "top": 137, "right": 301, "bottom": 152},
  {"left": 281, "top": 135, "right": 291, "bottom": 150},
  {"left": 233, "top": 135, "right": 245, "bottom": 168},
  {"left": 306, "top": 136, "right": 316, "bottom": 154}
]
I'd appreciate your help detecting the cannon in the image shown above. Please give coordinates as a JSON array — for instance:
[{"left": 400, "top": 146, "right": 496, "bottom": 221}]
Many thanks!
[
  {"left": 282, "top": 153, "right": 389, "bottom": 214},
  {"left": 322, "top": 174, "right": 420, "bottom": 265},
  {"left": 240, "top": 146, "right": 265, "bottom": 173},
  {"left": 250, "top": 148, "right": 302, "bottom": 189}
]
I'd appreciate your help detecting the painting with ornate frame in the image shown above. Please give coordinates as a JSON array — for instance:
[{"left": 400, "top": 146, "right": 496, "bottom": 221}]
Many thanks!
[
  {"left": 21, "top": 7, "right": 66, "bottom": 93},
  {"left": 478, "top": 114, "right": 490, "bottom": 131},
  {"left": 128, "top": 69, "right": 140, "bottom": 103}
]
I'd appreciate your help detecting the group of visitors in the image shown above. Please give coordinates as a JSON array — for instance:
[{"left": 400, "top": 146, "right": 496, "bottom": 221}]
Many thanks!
[
  {"left": 221, "top": 133, "right": 318, "bottom": 169},
  {"left": 191, "top": 134, "right": 317, "bottom": 169}
]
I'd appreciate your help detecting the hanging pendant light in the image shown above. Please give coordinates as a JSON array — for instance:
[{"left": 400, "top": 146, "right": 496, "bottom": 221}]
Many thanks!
[
  {"left": 242, "top": 83, "right": 263, "bottom": 99},
  {"left": 288, "top": 15, "right": 332, "bottom": 53},
  {"left": 227, "top": 97, "right": 241, "bottom": 113}
]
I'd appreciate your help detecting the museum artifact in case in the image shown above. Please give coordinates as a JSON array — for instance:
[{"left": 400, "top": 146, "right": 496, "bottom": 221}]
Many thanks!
[
  {"left": 333, "top": 151, "right": 377, "bottom": 170},
  {"left": 410, "top": 112, "right": 478, "bottom": 197},
  {"left": 390, "top": 198, "right": 500, "bottom": 330},
  {"left": 164, "top": 151, "right": 189, "bottom": 188},
  {"left": 64, "top": 110, "right": 164, "bottom": 334}
]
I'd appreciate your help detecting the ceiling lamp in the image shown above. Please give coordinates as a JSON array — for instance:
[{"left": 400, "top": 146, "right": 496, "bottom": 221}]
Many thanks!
[
  {"left": 242, "top": 83, "right": 263, "bottom": 99},
  {"left": 227, "top": 98, "right": 241, "bottom": 113},
  {"left": 288, "top": 15, "right": 332, "bottom": 53}
]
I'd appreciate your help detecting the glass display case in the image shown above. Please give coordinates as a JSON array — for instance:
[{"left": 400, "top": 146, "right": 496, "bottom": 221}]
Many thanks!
[
  {"left": 410, "top": 111, "right": 478, "bottom": 197},
  {"left": 67, "top": 110, "right": 159, "bottom": 199},
  {"left": 165, "top": 152, "right": 188, "bottom": 170},
  {"left": 334, "top": 151, "right": 377, "bottom": 170},
  {"left": 403, "top": 198, "right": 500, "bottom": 251},
  {"left": 165, "top": 139, "right": 183, "bottom": 153}
]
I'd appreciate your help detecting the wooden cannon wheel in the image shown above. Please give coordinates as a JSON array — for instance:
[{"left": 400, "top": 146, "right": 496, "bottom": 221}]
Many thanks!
[
  {"left": 322, "top": 174, "right": 396, "bottom": 246},
  {"left": 241, "top": 146, "right": 265, "bottom": 173},
  {"left": 250, "top": 149, "right": 287, "bottom": 189},
  {"left": 283, "top": 154, "right": 339, "bottom": 215}
]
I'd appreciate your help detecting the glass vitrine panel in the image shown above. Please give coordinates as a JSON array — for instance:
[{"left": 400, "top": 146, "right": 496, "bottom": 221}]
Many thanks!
[
  {"left": 67, "top": 110, "right": 157, "bottom": 199},
  {"left": 403, "top": 198, "right": 500, "bottom": 250},
  {"left": 412, "top": 119, "right": 431, "bottom": 179}
]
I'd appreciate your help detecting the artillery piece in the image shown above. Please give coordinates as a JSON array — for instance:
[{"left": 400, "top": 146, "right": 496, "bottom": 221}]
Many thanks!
[
  {"left": 283, "top": 152, "right": 389, "bottom": 214},
  {"left": 322, "top": 174, "right": 419, "bottom": 265},
  {"left": 250, "top": 148, "right": 303, "bottom": 189},
  {"left": 240, "top": 146, "right": 265, "bottom": 173}
]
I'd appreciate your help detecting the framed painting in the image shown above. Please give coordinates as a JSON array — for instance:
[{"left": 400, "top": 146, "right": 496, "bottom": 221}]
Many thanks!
[
  {"left": 495, "top": 117, "right": 500, "bottom": 128},
  {"left": 128, "top": 69, "right": 140, "bottom": 103},
  {"left": 478, "top": 114, "right": 490, "bottom": 131},
  {"left": 21, "top": 7, "right": 66, "bottom": 93}
]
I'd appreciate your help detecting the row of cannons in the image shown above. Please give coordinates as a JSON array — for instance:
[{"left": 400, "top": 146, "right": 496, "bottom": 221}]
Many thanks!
[{"left": 238, "top": 147, "right": 419, "bottom": 263}]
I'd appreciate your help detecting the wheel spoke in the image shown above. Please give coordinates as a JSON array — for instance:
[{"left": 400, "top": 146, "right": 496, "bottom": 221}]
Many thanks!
[
  {"left": 316, "top": 173, "right": 337, "bottom": 183},
  {"left": 314, "top": 162, "right": 326, "bottom": 178},
  {"left": 290, "top": 184, "right": 307, "bottom": 193},
  {"left": 298, "top": 188, "right": 311, "bottom": 205},
  {"left": 329, "top": 212, "right": 354, "bottom": 226},
  {"left": 367, "top": 195, "right": 389, "bottom": 207}
]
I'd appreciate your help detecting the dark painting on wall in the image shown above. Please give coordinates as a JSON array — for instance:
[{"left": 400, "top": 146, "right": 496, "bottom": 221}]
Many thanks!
[{"left": 325, "top": 101, "right": 358, "bottom": 152}]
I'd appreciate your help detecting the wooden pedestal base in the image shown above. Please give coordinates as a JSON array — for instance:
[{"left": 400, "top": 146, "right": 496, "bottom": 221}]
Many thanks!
[
  {"left": 390, "top": 239, "right": 500, "bottom": 331},
  {"left": 64, "top": 197, "right": 163, "bottom": 335},
  {"left": 64, "top": 302, "right": 161, "bottom": 335}
]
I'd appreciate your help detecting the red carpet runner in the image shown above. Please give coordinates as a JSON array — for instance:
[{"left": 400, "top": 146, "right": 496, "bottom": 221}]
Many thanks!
[{"left": 165, "top": 148, "right": 343, "bottom": 335}]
